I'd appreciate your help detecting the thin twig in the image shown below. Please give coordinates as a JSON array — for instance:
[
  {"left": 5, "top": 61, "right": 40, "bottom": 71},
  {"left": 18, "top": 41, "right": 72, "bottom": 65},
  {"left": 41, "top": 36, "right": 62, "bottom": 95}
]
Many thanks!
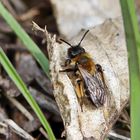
[
  {"left": 6, "top": 95, "right": 34, "bottom": 121},
  {"left": 109, "top": 130, "right": 130, "bottom": 140},
  {"left": 39, "top": 127, "right": 48, "bottom": 140},
  {"left": 4, "top": 119, "right": 35, "bottom": 140}
]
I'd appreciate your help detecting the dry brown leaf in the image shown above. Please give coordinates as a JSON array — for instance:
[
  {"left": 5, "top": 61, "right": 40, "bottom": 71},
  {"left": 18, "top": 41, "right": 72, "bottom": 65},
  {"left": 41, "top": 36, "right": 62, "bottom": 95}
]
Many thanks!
[{"left": 37, "top": 17, "right": 129, "bottom": 140}]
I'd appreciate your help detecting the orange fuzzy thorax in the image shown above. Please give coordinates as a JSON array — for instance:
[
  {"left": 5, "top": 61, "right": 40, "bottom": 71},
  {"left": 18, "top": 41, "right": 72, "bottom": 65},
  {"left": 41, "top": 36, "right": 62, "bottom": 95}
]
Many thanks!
[{"left": 71, "top": 52, "right": 96, "bottom": 75}]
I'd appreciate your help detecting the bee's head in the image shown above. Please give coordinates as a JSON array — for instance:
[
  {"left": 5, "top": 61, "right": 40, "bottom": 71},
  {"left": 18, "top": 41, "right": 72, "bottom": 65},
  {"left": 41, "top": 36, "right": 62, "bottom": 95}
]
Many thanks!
[
  {"left": 60, "top": 30, "right": 89, "bottom": 58},
  {"left": 67, "top": 45, "right": 85, "bottom": 58}
]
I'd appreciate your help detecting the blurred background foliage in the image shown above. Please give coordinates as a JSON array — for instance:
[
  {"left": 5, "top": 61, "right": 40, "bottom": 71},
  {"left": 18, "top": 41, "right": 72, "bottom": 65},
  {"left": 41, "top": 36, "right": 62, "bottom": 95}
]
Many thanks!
[{"left": 0, "top": 0, "right": 140, "bottom": 139}]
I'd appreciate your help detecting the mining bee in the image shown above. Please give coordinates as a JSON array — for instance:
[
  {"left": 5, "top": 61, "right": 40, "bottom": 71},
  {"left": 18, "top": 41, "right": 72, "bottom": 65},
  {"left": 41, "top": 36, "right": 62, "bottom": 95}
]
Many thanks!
[{"left": 60, "top": 30, "right": 107, "bottom": 108}]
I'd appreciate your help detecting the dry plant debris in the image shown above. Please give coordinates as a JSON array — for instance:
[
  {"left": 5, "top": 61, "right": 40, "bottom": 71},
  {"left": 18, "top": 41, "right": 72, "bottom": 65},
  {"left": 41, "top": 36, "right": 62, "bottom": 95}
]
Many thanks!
[{"left": 34, "top": 17, "right": 130, "bottom": 140}]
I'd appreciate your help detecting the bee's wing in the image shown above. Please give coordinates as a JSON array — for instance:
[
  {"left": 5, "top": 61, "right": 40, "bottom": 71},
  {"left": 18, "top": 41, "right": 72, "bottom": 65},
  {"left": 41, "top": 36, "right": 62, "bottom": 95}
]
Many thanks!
[{"left": 78, "top": 66, "right": 106, "bottom": 108}]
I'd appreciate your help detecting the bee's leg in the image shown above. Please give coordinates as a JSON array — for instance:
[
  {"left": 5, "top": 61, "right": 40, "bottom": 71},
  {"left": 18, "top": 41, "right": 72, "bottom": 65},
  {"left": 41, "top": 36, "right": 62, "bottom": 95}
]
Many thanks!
[
  {"left": 74, "top": 80, "right": 81, "bottom": 99},
  {"left": 96, "top": 65, "right": 109, "bottom": 89},
  {"left": 95, "top": 64, "right": 106, "bottom": 85},
  {"left": 60, "top": 63, "right": 78, "bottom": 73},
  {"left": 65, "top": 59, "right": 71, "bottom": 66},
  {"left": 95, "top": 64, "right": 103, "bottom": 73},
  {"left": 75, "top": 79, "right": 84, "bottom": 111},
  {"left": 79, "top": 81, "right": 85, "bottom": 111},
  {"left": 59, "top": 68, "right": 75, "bottom": 72},
  {"left": 61, "top": 58, "right": 71, "bottom": 67},
  {"left": 79, "top": 80, "right": 84, "bottom": 98}
]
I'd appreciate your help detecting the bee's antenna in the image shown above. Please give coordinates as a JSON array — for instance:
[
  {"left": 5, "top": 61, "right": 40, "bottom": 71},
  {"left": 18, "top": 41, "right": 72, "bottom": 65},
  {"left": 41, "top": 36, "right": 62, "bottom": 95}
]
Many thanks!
[
  {"left": 60, "top": 39, "right": 73, "bottom": 47},
  {"left": 78, "top": 30, "right": 89, "bottom": 46},
  {"left": 60, "top": 30, "right": 89, "bottom": 47}
]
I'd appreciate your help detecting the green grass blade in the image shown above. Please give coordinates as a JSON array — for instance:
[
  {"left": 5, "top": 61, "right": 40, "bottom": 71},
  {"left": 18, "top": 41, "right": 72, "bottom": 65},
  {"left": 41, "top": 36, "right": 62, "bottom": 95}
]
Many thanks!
[
  {"left": 0, "top": 2, "right": 49, "bottom": 77},
  {"left": 0, "top": 48, "right": 56, "bottom": 140},
  {"left": 120, "top": 0, "right": 140, "bottom": 140},
  {"left": 127, "top": 1, "right": 140, "bottom": 48}
]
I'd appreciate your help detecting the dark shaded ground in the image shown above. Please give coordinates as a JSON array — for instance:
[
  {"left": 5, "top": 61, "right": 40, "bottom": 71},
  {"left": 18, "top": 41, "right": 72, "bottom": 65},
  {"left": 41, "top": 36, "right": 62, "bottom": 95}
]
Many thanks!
[{"left": 0, "top": 0, "right": 132, "bottom": 140}]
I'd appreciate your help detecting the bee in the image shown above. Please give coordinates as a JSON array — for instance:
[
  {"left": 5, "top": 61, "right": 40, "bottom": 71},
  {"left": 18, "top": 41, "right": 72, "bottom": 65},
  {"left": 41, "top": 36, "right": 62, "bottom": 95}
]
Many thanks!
[{"left": 60, "top": 30, "right": 107, "bottom": 108}]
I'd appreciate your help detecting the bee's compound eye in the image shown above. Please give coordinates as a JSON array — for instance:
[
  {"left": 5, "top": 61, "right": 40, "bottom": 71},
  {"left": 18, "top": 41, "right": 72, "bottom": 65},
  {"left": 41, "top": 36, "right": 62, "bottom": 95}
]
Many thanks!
[
  {"left": 68, "top": 47, "right": 77, "bottom": 58},
  {"left": 68, "top": 46, "right": 85, "bottom": 58}
]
